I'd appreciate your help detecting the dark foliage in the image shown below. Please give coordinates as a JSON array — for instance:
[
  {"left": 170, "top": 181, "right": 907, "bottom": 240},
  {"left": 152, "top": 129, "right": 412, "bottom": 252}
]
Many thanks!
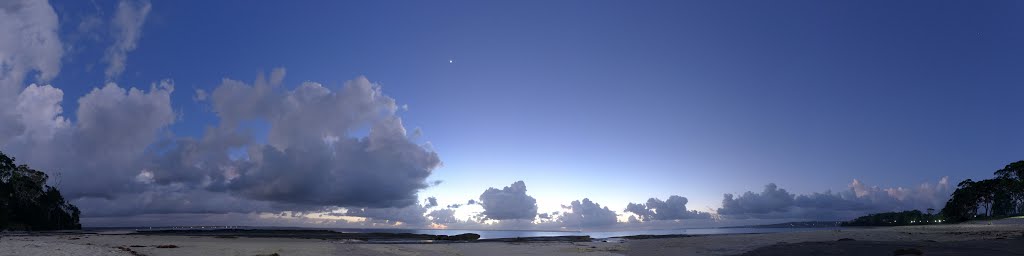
[
  {"left": 940, "top": 160, "right": 1024, "bottom": 222},
  {"left": 0, "top": 151, "right": 81, "bottom": 230}
]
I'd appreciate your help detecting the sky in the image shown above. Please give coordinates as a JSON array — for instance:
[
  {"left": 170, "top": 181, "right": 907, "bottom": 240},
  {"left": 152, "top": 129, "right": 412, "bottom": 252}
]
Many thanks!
[{"left": 1, "top": 0, "right": 1023, "bottom": 230}]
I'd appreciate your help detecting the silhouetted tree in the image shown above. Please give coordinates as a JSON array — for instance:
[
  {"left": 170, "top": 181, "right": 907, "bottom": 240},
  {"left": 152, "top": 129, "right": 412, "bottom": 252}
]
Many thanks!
[
  {"left": 940, "top": 160, "right": 1024, "bottom": 222},
  {"left": 994, "top": 161, "right": 1024, "bottom": 214},
  {"left": 994, "top": 161, "right": 1024, "bottom": 180},
  {"left": 0, "top": 151, "right": 81, "bottom": 230},
  {"left": 941, "top": 179, "right": 980, "bottom": 222}
]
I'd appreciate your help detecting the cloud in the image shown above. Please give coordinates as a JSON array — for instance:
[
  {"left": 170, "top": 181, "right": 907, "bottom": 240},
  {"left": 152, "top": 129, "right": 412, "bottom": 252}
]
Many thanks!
[
  {"left": 206, "top": 74, "right": 441, "bottom": 208},
  {"left": 346, "top": 204, "right": 429, "bottom": 226},
  {"left": 3, "top": 80, "right": 176, "bottom": 200},
  {"left": 846, "top": 177, "right": 951, "bottom": 212},
  {"left": 0, "top": 1, "right": 174, "bottom": 206},
  {"left": 103, "top": 0, "right": 151, "bottom": 80},
  {"left": 3, "top": 68, "right": 439, "bottom": 217},
  {"left": 193, "top": 88, "right": 207, "bottom": 101},
  {"left": 0, "top": 0, "right": 62, "bottom": 83},
  {"left": 538, "top": 212, "right": 553, "bottom": 220},
  {"left": 625, "top": 195, "right": 712, "bottom": 221},
  {"left": 478, "top": 181, "right": 538, "bottom": 220},
  {"left": 717, "top": 178, "right": 953, "bottom": 220},
  {"left": 0, "top": 0, "right": 63, "bottom": 145},
  {"left": 15, "top": 84, "right": 69, "bottom": 143},
  {"left": 425, "top": 197, "right": 438, "bottom": 208},
  {"left": 208, "top": 72, "right": 284, "bottom": 128},
  {"left": 64, "top": 70, "right": 441, "bottom": 215},
  {"left": 718, "top": 183, "right": 795, "bottom": 217},
  {"left": 66, "top": 81, "right": 176, "bottom": 198},
  {"left": 557, "top": 198, "right": 618, "bottom": 228},
  {"left": 426, "top": 208, "right": 459, "bottom": 224}
]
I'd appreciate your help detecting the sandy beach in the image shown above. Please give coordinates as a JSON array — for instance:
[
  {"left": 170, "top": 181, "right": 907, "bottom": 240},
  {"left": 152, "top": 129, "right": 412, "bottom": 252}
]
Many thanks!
[{"left": 3, "top": 220, "right": 1023, "bottom": 256}]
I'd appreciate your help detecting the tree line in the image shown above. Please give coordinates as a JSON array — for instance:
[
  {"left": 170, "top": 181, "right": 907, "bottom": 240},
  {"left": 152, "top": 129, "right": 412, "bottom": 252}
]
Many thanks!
[
  {"left": 842, "top": 210, "right": 942, "bottom": 226},
  {"left": 0, "top": 151, "right": 81, "bottom": 230}
]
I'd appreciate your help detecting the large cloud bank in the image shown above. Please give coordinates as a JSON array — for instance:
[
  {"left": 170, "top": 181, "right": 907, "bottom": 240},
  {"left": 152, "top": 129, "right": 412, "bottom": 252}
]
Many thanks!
[
  {"left": 718, "top": 177, "right": 952, "bottom": 220},
  {"left": 69, "top": 72, "right": 441, "bottom": 215}
]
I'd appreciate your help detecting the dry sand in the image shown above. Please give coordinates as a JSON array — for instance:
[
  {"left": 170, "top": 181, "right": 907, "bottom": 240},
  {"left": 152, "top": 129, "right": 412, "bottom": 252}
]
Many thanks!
[{"left": 2, "top": 221, "right": 1022, "bottom": 256}]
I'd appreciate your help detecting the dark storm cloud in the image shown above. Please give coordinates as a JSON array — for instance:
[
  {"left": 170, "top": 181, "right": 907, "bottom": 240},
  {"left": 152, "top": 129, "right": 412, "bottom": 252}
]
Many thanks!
[
  {"left": 558, "top": 198, "right": 618, "bottom": 227},
  {"left": 426, "top": 197, "right": 438, "bottom": 208},
  {"left": 109, "top": 72, "right": 440, "bottom": 211},
  {"left": 1, "top": 66, "right": 442, "bottom": 215},
  {"left": 211, "top": 74, "right": 440, "bottom": 208},
  {"left": 478, "top": 181, "right": 538, "bottom": 220},
  {"left": 624, "top": 195, "right": 712, "bottom": 221},
  {"left": 718, "top": 178, "right": 952, "bottom": 220}
]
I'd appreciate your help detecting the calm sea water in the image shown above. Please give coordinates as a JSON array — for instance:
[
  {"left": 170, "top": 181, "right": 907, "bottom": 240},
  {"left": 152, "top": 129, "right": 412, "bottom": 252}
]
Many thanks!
[
  {"left": 361, "top": 227, "right": 841, "bottom": 239},
  {"left": 86, "top": 226, "right": 843, "bottom": 239}
]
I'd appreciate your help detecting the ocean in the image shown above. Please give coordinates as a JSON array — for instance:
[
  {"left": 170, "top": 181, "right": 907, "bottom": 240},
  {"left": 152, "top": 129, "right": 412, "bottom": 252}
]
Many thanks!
[
  {"left": 341, "top": 227, "right": 843, "bottom": 239},
  {"left": 86, "top": 226, "right": 843, "bottom": 239}
]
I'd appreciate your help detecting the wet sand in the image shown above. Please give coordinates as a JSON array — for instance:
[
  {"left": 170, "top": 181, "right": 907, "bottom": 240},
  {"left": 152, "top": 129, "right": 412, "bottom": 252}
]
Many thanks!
[{"left": 2, "top": 221, "right": 1022, "bottom": 256}]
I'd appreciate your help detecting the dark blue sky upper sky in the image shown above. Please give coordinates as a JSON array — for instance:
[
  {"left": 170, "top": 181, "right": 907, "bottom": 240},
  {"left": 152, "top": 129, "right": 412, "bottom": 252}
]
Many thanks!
[{"left": 8, "top": 0, "right": 1023, "bottom": 224}]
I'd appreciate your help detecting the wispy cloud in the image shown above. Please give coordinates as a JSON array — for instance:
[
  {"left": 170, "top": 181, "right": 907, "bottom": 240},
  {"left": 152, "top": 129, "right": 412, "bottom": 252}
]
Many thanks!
[{"left": 103, "top": 0, "right": 151, "bottom": 81}]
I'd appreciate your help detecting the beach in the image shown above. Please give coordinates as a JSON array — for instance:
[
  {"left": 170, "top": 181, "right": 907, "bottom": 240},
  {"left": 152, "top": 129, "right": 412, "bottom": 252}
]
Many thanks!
[{"left": 2, "top": 220, "right": 1023, "bottom": 256}]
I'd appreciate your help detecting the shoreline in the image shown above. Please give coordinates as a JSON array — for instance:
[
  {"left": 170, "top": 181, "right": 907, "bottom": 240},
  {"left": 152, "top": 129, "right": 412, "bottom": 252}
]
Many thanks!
[{"left": 3, "top": 222, "right": 1023, "bottom": 255}]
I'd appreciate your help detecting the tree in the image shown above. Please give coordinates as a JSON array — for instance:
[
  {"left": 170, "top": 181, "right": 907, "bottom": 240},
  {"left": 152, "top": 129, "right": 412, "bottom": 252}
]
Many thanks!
[
  {"left": 994, "top": 161, "right": 1024, "bottom": 215},
  {"left": 0, "top": 151, "right": 81, "bottom": 230},
  {"left": 940, "top": 160, "right": 1024, "bottom": 222},
  {"left": 941, "top": 179, "right": 979, "bottom": 222},
  {"left": 975, "top": 178, "right": 1013, "bottom": 216},
  {"left": 994, "top": 161, "right": 1024, "bottom": 180}
]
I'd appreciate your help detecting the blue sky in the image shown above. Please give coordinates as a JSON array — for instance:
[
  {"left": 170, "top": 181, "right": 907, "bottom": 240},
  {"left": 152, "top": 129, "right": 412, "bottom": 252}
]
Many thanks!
[{"left": 2, "top": 0, "right": 1022, "bottom": 228}]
